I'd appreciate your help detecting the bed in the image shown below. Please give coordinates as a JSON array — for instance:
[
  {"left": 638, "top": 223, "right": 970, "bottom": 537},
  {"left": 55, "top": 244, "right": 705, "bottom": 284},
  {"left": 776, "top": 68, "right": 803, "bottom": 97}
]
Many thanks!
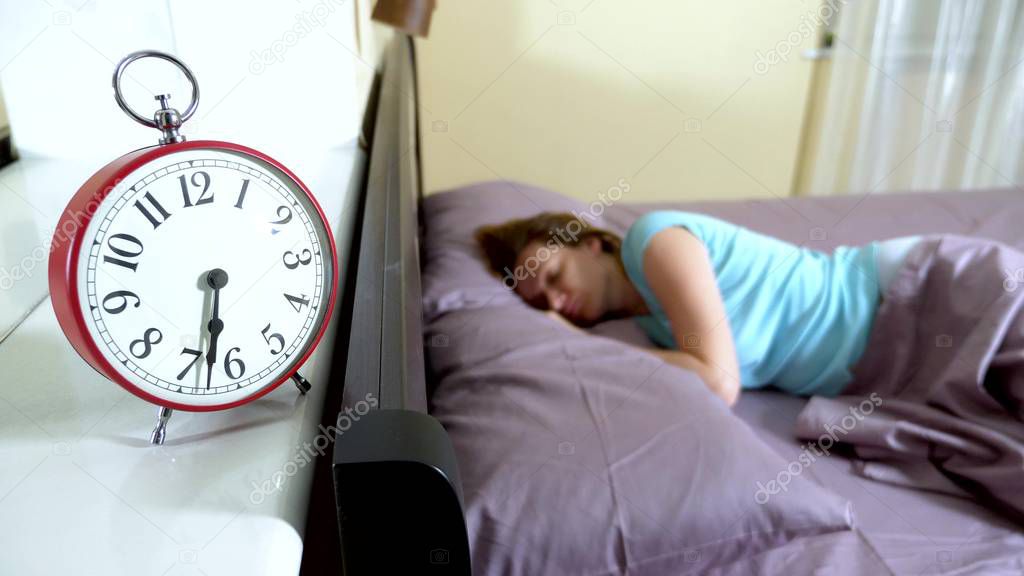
[{"left": 330, "top": 35, "right": 1024, "bottom": 575}]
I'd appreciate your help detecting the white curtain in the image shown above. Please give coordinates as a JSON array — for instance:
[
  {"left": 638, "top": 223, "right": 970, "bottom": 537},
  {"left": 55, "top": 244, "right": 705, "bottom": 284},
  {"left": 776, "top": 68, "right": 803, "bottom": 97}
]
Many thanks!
[{"left": 806, "top": 0, "right": 1024, "bottom": 196}]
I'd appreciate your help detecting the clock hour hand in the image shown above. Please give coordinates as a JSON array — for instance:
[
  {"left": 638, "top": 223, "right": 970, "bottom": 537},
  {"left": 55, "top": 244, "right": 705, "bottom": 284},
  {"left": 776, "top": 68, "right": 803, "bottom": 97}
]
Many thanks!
[{"left": 204, "top": 268, "right": 229, "bottom": 389}]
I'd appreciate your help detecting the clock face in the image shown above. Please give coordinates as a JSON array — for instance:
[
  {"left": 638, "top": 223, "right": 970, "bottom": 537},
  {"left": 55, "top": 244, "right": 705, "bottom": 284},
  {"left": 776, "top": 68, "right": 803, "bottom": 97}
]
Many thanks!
[{"left": 74, "top": 148, "right": 334, "bottom": 408}]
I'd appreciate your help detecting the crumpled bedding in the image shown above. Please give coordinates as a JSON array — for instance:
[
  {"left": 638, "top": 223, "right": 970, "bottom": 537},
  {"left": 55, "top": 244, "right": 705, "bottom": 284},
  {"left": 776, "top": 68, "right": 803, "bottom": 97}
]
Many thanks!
[{"left": 795, "top": 233, "right": 1024, "bottom": 522}]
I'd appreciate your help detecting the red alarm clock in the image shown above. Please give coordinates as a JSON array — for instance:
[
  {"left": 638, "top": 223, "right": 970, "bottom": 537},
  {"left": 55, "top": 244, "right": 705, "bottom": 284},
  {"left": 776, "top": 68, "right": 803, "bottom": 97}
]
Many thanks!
[{"left": 48, "top": 51, "right": 337, "bottom": 443}]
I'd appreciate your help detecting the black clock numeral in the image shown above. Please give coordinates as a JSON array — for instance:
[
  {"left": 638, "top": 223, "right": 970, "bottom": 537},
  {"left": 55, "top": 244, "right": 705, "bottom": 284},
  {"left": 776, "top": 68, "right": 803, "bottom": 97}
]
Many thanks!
[
  {"left": 129, "top": 327, "right": 162, "bottom": 359},
  {"left": 234, "top": 179, "right": 249, "bottom": 209},
  {"left": 103, "top": 233, "right": 144, "bottom": 271},
  {"left": 261, "top": 323, "right": 285, "bottom": 355},
  {"left": 282, "top": 249, "right": 312, "bottom": 270},
  {"left": 101, "top": 290, "right": 141, "bottom": 314},
  {"left": 270, "top": 205, "right": 292, "bottom": 225},
  {"left": 284, "top": 292, "right": 309, "bottom": 313},
  {"left": 176, "top": 347, "right": 202, "bottom": 381},
  {"left": 133, "top": 191, "right": 172, "bottom": 229},
  {"left": 179, "top": 171, "right": 213, "bottom": 207},
  {"left": 224, "top": 347, "right": 246, "bottom": 379}
]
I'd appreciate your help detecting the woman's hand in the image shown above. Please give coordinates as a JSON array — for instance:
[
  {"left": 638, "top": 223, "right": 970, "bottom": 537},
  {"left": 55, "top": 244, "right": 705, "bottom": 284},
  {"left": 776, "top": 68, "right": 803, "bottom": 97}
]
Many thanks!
[{"left": 648, "top": 348, "right": 741, "bottom": 407}]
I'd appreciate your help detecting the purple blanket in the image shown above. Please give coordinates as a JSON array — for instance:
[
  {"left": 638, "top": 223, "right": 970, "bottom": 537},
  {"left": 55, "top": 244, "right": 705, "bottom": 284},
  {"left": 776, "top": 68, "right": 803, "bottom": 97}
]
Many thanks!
[{"left": 795, "top": 233, "right": 1024, "bottom": 521}]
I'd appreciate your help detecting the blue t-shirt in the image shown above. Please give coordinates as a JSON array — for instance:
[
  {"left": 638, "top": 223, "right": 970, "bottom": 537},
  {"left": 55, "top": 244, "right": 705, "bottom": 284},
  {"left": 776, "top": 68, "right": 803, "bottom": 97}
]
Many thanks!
[{"left": 620, "top": 210, "right": 880, "bottom": 397}]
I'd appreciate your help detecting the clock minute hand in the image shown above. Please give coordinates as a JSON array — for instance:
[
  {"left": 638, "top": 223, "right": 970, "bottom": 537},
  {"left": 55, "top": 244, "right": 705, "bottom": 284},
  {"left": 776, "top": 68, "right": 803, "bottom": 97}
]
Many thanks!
[{"left": 204, "top": 269, "right": 229, "bottom": 390}]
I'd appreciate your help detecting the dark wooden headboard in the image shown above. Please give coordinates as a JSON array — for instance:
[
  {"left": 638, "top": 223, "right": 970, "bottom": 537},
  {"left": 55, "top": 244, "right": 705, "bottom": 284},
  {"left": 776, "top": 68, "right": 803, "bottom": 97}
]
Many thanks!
[{"left": 331, "top": 36, "right": 472, "bottom": 575}]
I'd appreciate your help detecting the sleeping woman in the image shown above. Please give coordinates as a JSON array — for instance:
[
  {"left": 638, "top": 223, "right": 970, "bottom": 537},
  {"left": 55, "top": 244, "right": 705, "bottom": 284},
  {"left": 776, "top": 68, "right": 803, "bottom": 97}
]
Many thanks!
[{"left": 475, "top": 211, "right": 923, "bottom": 408}]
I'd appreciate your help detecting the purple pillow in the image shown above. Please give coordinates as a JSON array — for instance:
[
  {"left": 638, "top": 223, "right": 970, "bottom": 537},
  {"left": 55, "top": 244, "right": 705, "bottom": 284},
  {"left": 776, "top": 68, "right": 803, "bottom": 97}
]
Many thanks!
[
  {"left": 426, "top": 305, "right": 854, "bottom": 574},
  {"left": 422, "top": 183, "right": 857, "bottom": 574},
  {"left": 422, "top": 180, "right": 621, "bottom": 322}
]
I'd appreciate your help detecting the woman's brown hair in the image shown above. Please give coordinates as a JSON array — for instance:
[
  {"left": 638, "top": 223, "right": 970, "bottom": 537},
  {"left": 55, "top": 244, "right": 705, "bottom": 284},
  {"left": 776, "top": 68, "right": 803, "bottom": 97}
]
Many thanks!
[{"left": 474, "top": 212, "right": 623, "bottom": 278}]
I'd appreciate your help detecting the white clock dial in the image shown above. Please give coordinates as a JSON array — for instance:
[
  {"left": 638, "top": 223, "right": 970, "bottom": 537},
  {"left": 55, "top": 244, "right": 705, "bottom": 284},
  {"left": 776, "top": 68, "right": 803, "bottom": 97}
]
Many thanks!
[{"left": 75, "top": 148, "right": 334, "bottom": 408}]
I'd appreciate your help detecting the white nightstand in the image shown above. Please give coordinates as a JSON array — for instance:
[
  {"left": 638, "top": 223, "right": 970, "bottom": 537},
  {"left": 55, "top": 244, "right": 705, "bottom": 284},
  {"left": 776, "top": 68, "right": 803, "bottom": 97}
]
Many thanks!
[{"left": 0, "top": 142, "right": 363, "bottom": 576}]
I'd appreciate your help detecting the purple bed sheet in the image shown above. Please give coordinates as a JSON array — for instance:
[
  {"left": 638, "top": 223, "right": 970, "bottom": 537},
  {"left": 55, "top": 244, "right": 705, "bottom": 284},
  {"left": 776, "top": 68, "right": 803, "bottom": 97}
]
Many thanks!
[{"left": 597, "top": 188, "right": 1024, "bottom": 574}]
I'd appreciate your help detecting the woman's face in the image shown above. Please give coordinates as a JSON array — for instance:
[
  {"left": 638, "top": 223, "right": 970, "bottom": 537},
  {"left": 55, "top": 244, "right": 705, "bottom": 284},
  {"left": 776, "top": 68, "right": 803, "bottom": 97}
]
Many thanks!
[{"left": 513, "top": 237, "right": 611, "bottom": 326}]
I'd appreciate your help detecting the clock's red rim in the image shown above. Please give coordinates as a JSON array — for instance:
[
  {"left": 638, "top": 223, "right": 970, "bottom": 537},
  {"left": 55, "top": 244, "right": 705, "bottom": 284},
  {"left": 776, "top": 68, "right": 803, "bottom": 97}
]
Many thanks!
[{"left": 48, "top": 140, "right": 339, "bottom": 412}]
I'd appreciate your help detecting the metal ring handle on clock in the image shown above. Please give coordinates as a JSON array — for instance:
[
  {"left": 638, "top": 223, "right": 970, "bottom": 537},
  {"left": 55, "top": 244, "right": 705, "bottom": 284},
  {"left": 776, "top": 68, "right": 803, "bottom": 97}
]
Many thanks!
[{"left": 112, "top": 50, "right": 200, "bottom": 129}]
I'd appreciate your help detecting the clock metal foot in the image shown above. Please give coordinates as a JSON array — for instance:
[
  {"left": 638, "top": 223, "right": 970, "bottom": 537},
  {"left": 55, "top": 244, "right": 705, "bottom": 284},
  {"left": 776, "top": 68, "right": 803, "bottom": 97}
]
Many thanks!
[
  {"left": 150, "top": 406, "right": 173, "bottom": 445},
  {"left": 292, "top": 372, "right": 311, "bottom": 395}
]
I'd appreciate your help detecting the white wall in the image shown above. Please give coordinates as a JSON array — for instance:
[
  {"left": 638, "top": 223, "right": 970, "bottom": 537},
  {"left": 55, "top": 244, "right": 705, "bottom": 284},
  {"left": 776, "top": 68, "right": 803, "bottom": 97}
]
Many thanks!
[
  {"left": 0, "top": 0, "right": 362, "bottom": 164},
  {"left": 0, "top": 0, "right": 375, "bottom": 340}
]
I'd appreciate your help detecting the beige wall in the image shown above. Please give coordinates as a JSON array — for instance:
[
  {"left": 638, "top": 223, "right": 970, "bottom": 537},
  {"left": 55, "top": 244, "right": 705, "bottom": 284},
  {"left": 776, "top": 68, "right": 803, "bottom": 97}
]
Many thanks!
[
  {"left": 792, "top": 58, "right": 832, "bottom": 197},
  {"left": 415, "top": 0, "right": 824, "bottom": 203},
  {"left": 0, "top": 85, "right": 8, "bottom": 135},
  {"left": 354, "top": 0, "right": 395, "bottom": 121}
]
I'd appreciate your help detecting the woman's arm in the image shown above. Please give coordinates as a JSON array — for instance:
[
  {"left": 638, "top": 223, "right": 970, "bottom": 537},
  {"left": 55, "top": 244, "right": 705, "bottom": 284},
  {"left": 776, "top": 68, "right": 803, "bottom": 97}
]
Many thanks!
[
  {"left": 647, "top": 348, "right": 739, "bottom": 406},
  {"left": 641, "top": 226, "right": 742, "bottom": 407},
  {"left": 546, "top": 310, "right": 738, "bottom": 404}
]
